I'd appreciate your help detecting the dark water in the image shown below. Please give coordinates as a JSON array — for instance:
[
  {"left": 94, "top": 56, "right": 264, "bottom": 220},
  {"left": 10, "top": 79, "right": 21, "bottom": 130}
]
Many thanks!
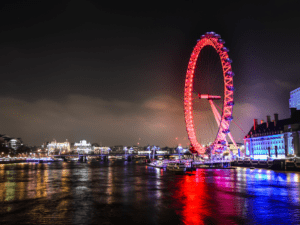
[{"left": 1, "top": 161, "right": 300, "bottom": 225}]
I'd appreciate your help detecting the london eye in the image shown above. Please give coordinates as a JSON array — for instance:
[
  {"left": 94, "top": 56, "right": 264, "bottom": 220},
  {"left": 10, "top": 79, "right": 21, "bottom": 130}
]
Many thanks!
[{"left": 184, "top": 32, "right": 235, "bottom": 155}]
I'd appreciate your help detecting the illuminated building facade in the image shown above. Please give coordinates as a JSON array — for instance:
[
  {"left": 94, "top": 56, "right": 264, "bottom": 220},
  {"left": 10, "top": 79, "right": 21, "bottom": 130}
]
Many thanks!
[
  {"left": 123, "top": 146, "right": 135, "bottom": 154},
  {"left": 290, "top": 87, "right": 300, "bottom": 110},
  {"left": 93, "top": 146, "right": 111, "bottom": 154},
  {"left": 0, "top": 135, "right": 23, "bottom": 151},
  {"left": 227, "top": 142, "right": 244, "bottom": 157},
  {"left": 111, "top": 145, "right": 123, "bottom": 153},
  {"left": 74, "top": 140, "right": 92, "bottom": 154},
  {"left": 244, "top": 112, "right": 300, "bottom": 160},
  {"left": 47, "top": 140, "right": 70, "bottom": 154},
  {"left": 10, "top": 138, "right": 23, "bottom": 150}
]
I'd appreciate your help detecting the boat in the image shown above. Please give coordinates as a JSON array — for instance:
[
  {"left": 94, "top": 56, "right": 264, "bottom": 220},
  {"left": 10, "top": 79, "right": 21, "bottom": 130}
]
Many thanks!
[
  {"left": 156, "top": 160, "right": 167, "bottom": 168},
  {"left": 26, "top": 157, "right": 63, "bottom": 163},
  {"left": 148, "top": 161, "right": 156, "bottom": 167},
  {"left": 87, "top": 157, "right": 100, "bottom": 162},
  {"left": 50, "top": 158, "right": 64, "bottom": 162},
  {"left": 67, "top": 157, "right": 79, "bottom": 162},
  {"left": 148, "top": 160, "right": 167, "bottom": 168},
  {"left": 166, "top": 162, "right": 186, "bottom": 172}
]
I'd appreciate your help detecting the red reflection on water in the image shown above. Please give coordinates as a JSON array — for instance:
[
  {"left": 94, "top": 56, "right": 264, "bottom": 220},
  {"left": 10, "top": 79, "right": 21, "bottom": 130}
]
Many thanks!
[
  {"left": 212, "top": 169, "right": 238, "bottom": 221},
  {"left": 171, "top": 170, "right": 210, "bottom": 225},
  {"left": 171, "top": 169, "right": 239, "bottom": 225}
]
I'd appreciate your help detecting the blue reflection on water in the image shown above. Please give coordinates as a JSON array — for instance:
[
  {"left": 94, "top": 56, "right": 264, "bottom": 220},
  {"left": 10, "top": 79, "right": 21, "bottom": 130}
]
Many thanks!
[{"left": 242, "top": 168, "right": 300, "bottom": 224}]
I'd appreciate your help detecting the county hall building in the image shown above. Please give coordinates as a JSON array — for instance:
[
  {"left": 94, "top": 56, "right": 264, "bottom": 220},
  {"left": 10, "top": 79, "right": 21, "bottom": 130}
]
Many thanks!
[{"left": 244, "top": 87, "right": 300, "bottom": 160}]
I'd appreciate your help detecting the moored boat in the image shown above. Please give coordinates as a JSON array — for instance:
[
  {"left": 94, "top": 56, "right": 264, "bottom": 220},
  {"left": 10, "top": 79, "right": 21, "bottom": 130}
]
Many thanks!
[
  {"left": 148, "top": 160, "right": 167, "bottom": 168},
  {"left": 67, "top": 157, "right": 79, "bottom": 162},
  {"left": 166, "top": 162, "right": 186, "bottom": 172},
  {"left": 87, "top": 157, "right": 101, "bottom": 162}
]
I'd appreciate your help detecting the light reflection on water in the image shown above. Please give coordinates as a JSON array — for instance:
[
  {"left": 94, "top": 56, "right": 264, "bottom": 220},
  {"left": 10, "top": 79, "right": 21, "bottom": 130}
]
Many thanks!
[{"left": 0, "top": 162, "right": 300, "bottom": 224}]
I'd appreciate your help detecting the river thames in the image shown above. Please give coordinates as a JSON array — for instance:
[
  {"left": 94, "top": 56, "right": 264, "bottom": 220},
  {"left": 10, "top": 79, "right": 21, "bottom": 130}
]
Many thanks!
[{"left": 1, "top": 161, "right": 300, "bottom": 225}]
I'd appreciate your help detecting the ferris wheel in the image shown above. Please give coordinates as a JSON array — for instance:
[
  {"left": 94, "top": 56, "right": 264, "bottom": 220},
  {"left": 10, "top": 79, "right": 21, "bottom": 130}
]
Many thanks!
[{"left": 184, "top": 31, "right": 236, "bottom": 155}]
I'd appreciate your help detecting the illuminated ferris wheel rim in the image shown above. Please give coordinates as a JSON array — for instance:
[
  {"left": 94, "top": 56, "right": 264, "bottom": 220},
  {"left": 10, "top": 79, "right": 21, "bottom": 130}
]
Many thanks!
[{"left": 184, "top": 31, "right": 234, "bottom": 154}]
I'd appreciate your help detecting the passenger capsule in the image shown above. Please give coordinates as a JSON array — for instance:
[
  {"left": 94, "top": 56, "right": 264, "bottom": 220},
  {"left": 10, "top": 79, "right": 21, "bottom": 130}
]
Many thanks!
[
  {"left": 218, "top": 39, "right": 225, "bottom": 44},
  {"left": 225, "top": 58, "right": 233, "bottom": 63},
  {"left": 200, "top": 35, "right": 205, "bottom": 39},
  {"left": 226, "top": 86, "right": 235, "bottom": 91},
  {"left": 222, "top": 129, "right": 230, "bottom": 134},
  {"left": 205, "top": 31, "right": 215, "bottom": 38},
  {"left": 225, "top": 71, "right": 235, "bottom": 77},
  {"left": 213, "top": 34, "right": 221, "bottom": 39},
  {"left": 227, "top": 101, "right": 235, "bottom": 106},
  {"left": 225, "top": 116, "right": 233, "bottom": 121},
  {"left": 221, "top": 47, "right": 229, "bottom": 52},
  {"left": 218, "top": 140, "right": 226, "bottom": 145}
]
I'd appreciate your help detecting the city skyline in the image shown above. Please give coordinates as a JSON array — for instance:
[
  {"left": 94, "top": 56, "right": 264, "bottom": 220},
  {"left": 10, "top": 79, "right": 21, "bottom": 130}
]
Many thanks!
[{"left": 1, "top": 0, "right": 300, "bottom": 147}]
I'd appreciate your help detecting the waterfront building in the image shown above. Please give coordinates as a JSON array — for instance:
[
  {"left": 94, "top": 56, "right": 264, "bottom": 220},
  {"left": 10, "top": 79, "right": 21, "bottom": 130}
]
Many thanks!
[
  {"left": 290, "top": 87, "right": 300, "bottom": 110},
  {"left": 0, "top": 134, "right": 12, "bottom": 148},
  {"left": 244, "top": 87, "right": 300, "bottom": 160},
  {"left": 244, "top": 111, "right": 300, "bottom": 160},
  {"left": 47, "top": 140, "right": 70, "bottom": 154},
  {"left": 176, "top": 145, "right": 190, "bottom": 154},
  {"left": 93, "top": 146, "right": 111, "bottom": 154},
  {"left": 10, "top": 138, "right": 23, "bottom": 150},
  {"left": 122, "top": 146, "right": 135, "bottom": 154},
  {"left": 74, "top": 140, "right": 92, "bottom": 154},
  {"left": 41, "top": 142, "right": 49, "bottom": 150},
  {"left": 0, "top": 134, "right": 23, "bottom": 151},
  {"left": 161, "top": 146, "right": 172, "bottom": 154},
  {"left": 138, "top": 145, "right": 152, "bottom": 155},
  {"left": 227, "top": 142, "right": 245, "bottom": 157},
  {"left": 131, "top": 146, "right": 140, "bottom": 153},
  {"left": 127, "top": 147, "right": 134, "bottom": 154},
  {"left": 111, "top": 145, "right": 123, "bottom": 153}
]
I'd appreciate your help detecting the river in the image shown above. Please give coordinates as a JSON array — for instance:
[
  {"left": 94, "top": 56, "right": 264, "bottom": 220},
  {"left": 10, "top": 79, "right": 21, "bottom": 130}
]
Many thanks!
[{"left": 0, "top": 161, "right": 300, "bottom": 224}]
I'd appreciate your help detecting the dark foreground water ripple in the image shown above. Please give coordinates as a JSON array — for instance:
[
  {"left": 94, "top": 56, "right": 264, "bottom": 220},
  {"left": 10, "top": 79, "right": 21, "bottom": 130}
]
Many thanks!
[{"left": 1, "top": 161, "right": 300, "bottom": 225}]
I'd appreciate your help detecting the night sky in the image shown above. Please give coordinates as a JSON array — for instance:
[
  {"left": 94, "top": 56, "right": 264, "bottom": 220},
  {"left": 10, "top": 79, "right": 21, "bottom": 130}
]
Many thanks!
[{"left": 1, "top": 0, "right": 300, "bottom": 147}]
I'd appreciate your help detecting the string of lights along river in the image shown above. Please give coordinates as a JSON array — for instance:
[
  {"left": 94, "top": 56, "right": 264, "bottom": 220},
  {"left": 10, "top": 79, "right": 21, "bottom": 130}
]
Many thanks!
[{"left": 1, "top": 161, "right": 300, "bottom": 225}]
